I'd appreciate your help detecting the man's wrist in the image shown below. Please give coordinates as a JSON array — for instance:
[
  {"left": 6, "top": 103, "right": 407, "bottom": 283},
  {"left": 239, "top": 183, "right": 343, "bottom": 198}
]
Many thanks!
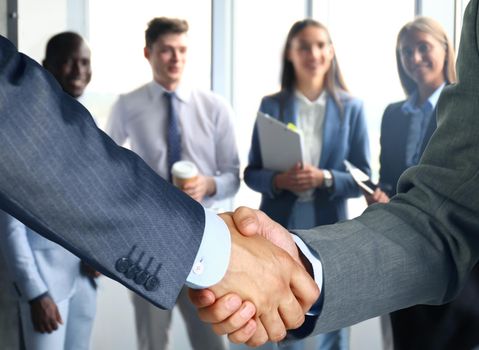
[
  {"left": 291, "top": 234, "right": 323, "bottom": 316},
  {"left": 185, "top": 208, "right": 231, "bottom": 289},
  {"left": 297, "top": 247, "right": 314, "bottom": 278},
  {"left": 291, "top": 234, "right": 323, "bottom": 294},
  {"left": 207, "top": 176, "right": 217, "bottom": 196},
  {"left": 29, "top": 292, "right": 50, "bottom": 305}
]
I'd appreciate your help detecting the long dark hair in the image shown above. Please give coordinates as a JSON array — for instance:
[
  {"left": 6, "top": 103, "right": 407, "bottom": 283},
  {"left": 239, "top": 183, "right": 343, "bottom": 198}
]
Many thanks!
[{"left": 280, "top": 19, "right": 348, "bottom": 108}]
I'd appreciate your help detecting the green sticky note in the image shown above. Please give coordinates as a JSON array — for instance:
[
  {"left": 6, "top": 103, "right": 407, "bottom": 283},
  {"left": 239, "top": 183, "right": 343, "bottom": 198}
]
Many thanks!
[{"left": 287, "top": 122, "right": 298, "bottom": 132}]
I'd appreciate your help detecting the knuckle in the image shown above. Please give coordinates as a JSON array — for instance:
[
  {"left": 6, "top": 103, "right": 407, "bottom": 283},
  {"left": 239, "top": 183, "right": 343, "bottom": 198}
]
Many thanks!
[
  {"left": 228, "top": 334, "right": 244, "bottom": 345},
  {"left": 212, "top": 323, "right": 227, "bottom": 335},
  {"left": 197, "top": 309, "right": 208, "bottom": 322},
  {"left": 289, "top": 313, "right": 305, "bottom": 329},
  {"left": 210, "top": 306, "right": 226, "bottom": 321},
  {"left": 247, "top": 334, "right": 268, "bottom": 348},
  {"left": 269, "top": 327, "right": 287, "bottom": 342},
  {"left": 228, "top": 329, "right": 250, "bottom": 344},
  {"left": 308, "top": 284, "right": 321, "bottom": 304},
  {"left": 229, "top": 315, "right": 246, "bottom": 330}
]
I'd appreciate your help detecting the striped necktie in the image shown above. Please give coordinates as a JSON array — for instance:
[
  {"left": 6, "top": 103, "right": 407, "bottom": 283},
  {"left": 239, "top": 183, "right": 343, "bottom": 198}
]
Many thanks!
[{"left": 164, "top": 92, "right": 182, "bottom": 182}]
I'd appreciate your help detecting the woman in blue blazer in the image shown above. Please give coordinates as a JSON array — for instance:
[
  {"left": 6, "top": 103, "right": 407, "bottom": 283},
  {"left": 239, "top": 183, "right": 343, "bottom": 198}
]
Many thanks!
[
  {"left": 244, "top": 19, "right": 370, "bottom": 350},
  {"left": 367, "top": 17, "right": 456, "bottom": 203},
  {"left": 367, "top": 17, "right": 479, "bottom": 350}
]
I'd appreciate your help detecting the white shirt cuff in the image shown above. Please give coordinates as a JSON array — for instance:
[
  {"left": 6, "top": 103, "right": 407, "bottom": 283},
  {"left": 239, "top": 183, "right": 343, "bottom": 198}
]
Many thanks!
[
  {"left": 292, "top": 234, "right": 323, "bottom": 315},
  {"left": 185, "top": 209, "right": 231, "bottom": 289}
]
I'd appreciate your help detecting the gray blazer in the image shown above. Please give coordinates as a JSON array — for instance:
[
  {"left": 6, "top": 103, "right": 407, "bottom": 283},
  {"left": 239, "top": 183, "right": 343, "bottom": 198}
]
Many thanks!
[
  {"left": 294, "top": 0, "right": 479, "bottom": 336},
  {"left": 0, "top": 36, "right": 205, "bottom": 310}
]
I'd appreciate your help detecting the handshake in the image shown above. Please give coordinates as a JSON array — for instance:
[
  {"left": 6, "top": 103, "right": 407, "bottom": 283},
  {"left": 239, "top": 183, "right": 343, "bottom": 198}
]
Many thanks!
[{"left": 189, "top": 207, "right": 320, "bottom": 347}]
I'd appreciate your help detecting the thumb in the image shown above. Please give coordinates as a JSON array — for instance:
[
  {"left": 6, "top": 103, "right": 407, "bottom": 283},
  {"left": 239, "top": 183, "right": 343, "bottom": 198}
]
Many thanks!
[
  {"left": 55, "top": 306, "right": 63, "bottom": 325},
  {"left": 255, "top": 210, "right": 301, "bottom": 264},
  {"left": 188, "top": 288, "right": 216, "bottom": 308},
  {"left": 232, "top": 207, "right": 259, "bottom": 237},
  {"left": 233, "top": 207, "right": 300, "bottom": 263}
]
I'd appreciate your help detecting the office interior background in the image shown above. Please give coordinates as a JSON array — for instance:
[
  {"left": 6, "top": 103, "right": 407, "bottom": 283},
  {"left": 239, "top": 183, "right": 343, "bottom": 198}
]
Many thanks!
[{"left": 0, "top": 0, "right": 471, "bottom": 349}]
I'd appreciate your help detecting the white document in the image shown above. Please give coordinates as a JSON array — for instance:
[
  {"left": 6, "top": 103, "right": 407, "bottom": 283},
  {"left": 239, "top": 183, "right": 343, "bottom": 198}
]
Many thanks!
[{"left": 257, "top": 112, "right": 304, "bottom": 172}]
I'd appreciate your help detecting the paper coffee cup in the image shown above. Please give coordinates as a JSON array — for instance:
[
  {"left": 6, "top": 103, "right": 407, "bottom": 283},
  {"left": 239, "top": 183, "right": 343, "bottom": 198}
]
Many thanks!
[{"left": 171, "top": 161, "right": 198, "bottom": 188}]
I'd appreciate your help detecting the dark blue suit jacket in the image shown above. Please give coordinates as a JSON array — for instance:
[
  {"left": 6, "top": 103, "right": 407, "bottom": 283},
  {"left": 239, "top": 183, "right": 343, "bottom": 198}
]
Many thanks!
[
  {"left": 244, "top": 90, "right": 371, "bottom": 227},
  {"left": 0, "top": 36, "right": 204, "bottom": 310},
  {"left": 378, "top": 101, "right": 437, "bottom": 197}
]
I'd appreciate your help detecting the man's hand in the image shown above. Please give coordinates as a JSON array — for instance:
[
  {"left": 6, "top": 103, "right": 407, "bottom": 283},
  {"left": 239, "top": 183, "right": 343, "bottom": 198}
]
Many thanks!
[
  {"left": 274, "top": 163, "right": 325, "bottom": 192},
  {"left": 182, "top": 174, "right": 216, "bottom": 202},
  {"left": 231, "top": 207, "right": 302, "bottom": 264},
  {"left": 190, "top": 209, "right": 319, "bottom": 346},
  {"left": 30, "top": 294, "right": 63, "bottom": 333},
  {"left": 365, "top": 188, "right": 390, "bottom": 206}
]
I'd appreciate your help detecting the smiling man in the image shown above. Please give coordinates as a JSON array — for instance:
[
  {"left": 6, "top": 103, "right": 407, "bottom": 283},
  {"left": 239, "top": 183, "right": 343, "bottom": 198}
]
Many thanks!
[
  {"left": 106, "top": 17, "right": 239, "bottom": 350},
  {"left": 43, "top": 32, "right": 92, "bottom": 99},
  {"left": 0, "top": 32, "right": 99, "bottom": 350}
]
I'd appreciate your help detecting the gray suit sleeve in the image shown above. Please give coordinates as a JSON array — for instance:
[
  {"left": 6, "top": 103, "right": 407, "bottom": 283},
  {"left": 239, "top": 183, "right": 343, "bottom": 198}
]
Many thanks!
[
  {"left": 295, "top": 0, "right": 479, "bottom": 335},
  {"left": 0, "top": 36, "right": 205, "bottom": 310}
]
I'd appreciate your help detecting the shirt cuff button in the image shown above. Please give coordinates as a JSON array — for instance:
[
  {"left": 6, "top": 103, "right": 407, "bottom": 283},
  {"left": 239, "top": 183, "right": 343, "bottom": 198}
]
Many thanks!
[{"left": 192, "top": 259, "right": 204, "bottom": 275}]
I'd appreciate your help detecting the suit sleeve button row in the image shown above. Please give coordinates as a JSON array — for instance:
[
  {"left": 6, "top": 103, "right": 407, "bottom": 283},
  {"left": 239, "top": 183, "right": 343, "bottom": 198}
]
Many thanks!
[{"left": 115, "top": 246, "right": 161, "bottom": 292}]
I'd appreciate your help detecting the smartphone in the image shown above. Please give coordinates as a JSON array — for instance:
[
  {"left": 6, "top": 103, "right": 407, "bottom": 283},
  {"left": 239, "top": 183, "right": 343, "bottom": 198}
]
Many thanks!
[{"left": 343, "top": 160, "right": 378, "bottom": 195}]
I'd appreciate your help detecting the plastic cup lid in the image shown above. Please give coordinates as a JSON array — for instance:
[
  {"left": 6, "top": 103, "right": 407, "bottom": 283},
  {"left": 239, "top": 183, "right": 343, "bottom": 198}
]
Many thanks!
[{"left": 171, "top": 160, "right": 198, "bottom": 179}]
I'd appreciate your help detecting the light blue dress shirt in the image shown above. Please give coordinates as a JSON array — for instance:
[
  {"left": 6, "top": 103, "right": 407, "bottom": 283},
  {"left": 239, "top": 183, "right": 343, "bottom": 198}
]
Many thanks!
[
  {"left": 107, "top": 81, "right": 240, "bottom": 288},
  {"left": 107, "top": 81, "right": 240, "bottom": 208},
  {"left": 186, "top": 209, "right": 231, "bottom": 288},
  {"left": 403, "top": 84, "right": 445, "bottom": 167}
]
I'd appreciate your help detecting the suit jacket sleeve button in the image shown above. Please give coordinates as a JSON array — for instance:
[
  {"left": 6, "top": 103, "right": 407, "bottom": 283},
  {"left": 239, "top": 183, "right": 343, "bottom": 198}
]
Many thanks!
[
  {"left": 115, "top": 257, "right": 132, "bottom": 273},
  {"left": 125, "top": 264, "right": 142, "bottom": 279},
  {"left": 144, "top": 276, "right": 160, "bottom": 291},
  {"left": 134, "top": 270, "right": 150, "bottom": 285}
]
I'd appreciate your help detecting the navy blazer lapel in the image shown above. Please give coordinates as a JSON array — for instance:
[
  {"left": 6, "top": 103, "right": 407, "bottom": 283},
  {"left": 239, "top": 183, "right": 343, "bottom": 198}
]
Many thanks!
[
  {"left": 319, "top": 96, "right": 341, "bottom": 168},
  {"left": 278, "top": 90, "right": 299, "bottom": 125}
]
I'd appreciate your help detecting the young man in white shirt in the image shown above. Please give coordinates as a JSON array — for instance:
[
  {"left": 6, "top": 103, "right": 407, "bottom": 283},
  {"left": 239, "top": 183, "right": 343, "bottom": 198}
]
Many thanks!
[{"left": 106, "top": 17, "right": 240, "bottom": 350}]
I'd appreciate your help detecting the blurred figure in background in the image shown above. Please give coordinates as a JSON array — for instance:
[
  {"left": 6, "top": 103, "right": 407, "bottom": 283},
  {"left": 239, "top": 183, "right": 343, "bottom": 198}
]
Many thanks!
[
  {"left": 367, "top": 17, "right": 479, "bottom": 350},
  {"left": 0, "top": 32, "right": 99, "bottom": 350},
  {"left": 106, "top": 17, "right": 239, "bottom": 350},
  {"left": 243, "top": 19, "right": 371, "bottom": 350},
  {"left": 0, "top": 252, "right": 21, "bottom": 350},
  {"left": 367, "top": 17, "right": 455, "bottom": 203}
]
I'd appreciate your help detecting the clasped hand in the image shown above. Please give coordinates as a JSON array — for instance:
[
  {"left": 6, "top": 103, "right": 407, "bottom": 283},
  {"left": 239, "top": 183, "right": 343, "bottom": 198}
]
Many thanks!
[
  {"left": 189, "top": 208, "right": 320, "bottom": 347},
  {"left": 274, "top": 162, "right": 325, "bottom": 192}
]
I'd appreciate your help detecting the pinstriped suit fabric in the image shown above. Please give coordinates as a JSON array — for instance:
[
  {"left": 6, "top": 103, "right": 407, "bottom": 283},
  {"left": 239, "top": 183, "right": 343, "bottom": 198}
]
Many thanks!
[{"left": 0, "top": 36, "right": 204, "bottom": 309}]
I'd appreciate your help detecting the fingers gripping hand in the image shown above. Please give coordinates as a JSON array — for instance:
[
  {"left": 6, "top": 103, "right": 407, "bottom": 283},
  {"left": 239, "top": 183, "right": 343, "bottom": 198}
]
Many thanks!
[
  {"left": 207, "top": 213, "right": 318, "bottom": 345},
  {"left": 232, "top": 207, "right": 301, "bottom": 264},
  {"left": 189, "top": 289, "right": 260, "bottom": 342}
]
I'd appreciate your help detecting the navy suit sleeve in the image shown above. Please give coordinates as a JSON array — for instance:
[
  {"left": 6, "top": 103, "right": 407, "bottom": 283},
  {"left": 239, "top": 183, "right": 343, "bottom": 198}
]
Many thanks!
[{"left": 0, "top": 36, "right": 204, "bottom": 309}]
